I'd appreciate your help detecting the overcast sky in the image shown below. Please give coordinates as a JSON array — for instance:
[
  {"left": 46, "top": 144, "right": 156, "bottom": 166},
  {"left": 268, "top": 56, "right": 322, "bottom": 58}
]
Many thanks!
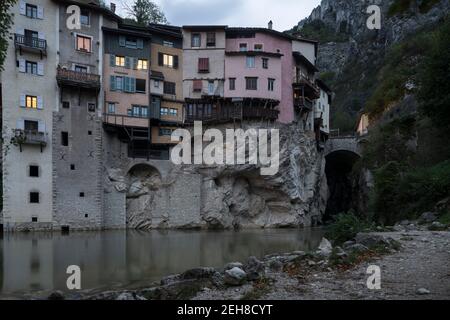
[{"left": 112, "top": 0, "right": 321, "bottom": 31}]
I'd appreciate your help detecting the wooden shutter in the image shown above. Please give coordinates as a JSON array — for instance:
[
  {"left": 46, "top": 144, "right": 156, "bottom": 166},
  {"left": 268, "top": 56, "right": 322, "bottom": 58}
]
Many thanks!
[
  {"left": 158, "top": 52, "right": 163, "bottom": 66},
  {"left": 19, "top": 1, "right": 25, "bottom": 15},
  {"left": 20, "top": 94, "right": 26, "bottom": 107},
  {"left": 110, "top": 54, "right": 115, "bottom": 67},
  {"left": 198, "top": 58, "right": 209, "bottom": 72},
  {"left": 119, "top": 36, "right": 126, "bottom": 47},
  {"left": 110, "top": 75, "right": 116, "bottom": 91},
  {"left": 137, "top": 38, "right": 144, "bottom": 49},
  {"left": 173, "top": 55, "right": 179, "bottom": 69},
  {"left": 38, "top": 120, "right": 46, "bottom": 133},
  {"left": 125, "top": 56, "right": 131, "bottom": 69},
  {"left": 37, "top": 6, "right": 44, "bottom": 19},
  {"left": 16, "top": 119, "right": 25, "bottom": 130},
  {"left": 193, "top": 80, "right": 202, "bottom": 92},
  {"left": 37, "top": 96, "right": 43, "bottom": 109},
  {"left": 37, "top": 62, "right": 44, "bottom": 75},
  {"left": 18, "top": 59, "right": 26, "bottom": 73}
]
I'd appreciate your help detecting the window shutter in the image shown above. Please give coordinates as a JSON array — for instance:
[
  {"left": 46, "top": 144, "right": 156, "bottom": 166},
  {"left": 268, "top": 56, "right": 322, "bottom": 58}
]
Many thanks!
[
  {"left": 20, "top": 94, "right": 26, "bottom": 107},
  {"left": 133, "top": 57, "right": 138, "bottom": 69},
  {"left": 137, "top": 39, "right": 144, "bottom": 49},
  {"left": 37, "top": 96, "right": 43, "bottom": 109},
  {"left": 38, "top": 32, "right": 45, "bottom": 40},
  {"left": 119, "top": 36, "right": 126, "bottom": 47},
  {"left": 19, "top": 1, "right": 25, "bottom": 15},
  {"left": 130, "top": 78, "right": 136, "bottom": 93},
  {"left": 110, "top": 54, "right": 115, "bottom": 67},
  {"left": 193, "top": 80, "right": 202, "bottom": 91},
  {"left": 110, "top": 75, "right": 116, "bottom": 91},
  {"left": 18, "top": 59, "right": 26, "bottom": 72},
  {"left": 37, "top": 62, "right": 44, "bottom": 75},
  {"left": 173, "top": 55, "right": 179, "bottom": 69},
  {"left": 37, "top": 6, "right": 44, "bottom": 19},
  {"left": 123, "top": 77, "right": 130, "bottom": 92},
  {"left": 38, "top": 120, "right": 46, "bottom": 133},
  {"left": 125, "top": 56, "right": 131, "bottom": 69},
  {"left": 158, "top": 52, "right": 163, "bottom": 66},
  {"left": 17, "top": 28, "right": 24, "bottom": 36},
  {"left": 16, "top": 119, "right": 25, "bottom": 130}
]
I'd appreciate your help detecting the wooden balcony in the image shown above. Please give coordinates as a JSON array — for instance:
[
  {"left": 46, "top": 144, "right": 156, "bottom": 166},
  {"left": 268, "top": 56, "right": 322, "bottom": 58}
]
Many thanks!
[
  {"left": 103, "top": 113, "right": 150, "bottom": 128},
  {"left": 14, "top": 34, "right": 47, "bottom": 57},
  {"left": 293, "top": 75, "right": 320, "bottom": 99},
  {"left": 57, "top": 67, "right": 101, "bottom": 91},
  {"left": 294, "top": 97, "right": 313, "bottom": 111}
]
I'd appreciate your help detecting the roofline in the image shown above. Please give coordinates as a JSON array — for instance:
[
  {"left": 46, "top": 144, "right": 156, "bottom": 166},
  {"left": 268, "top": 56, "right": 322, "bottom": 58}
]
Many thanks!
[
  {"left": 182, "top": 25, "right": 228, "bottom": 31},
  {"left": 316, "top": 78, "right": 332, "bottom": 93},
  {"left": 226, "top": 27, "right": 296, "bottom": 41},
  {"left": 102, "top": 26, "right": 152, "bottom": 39},
  {"left": 51, "top": 0, "right": 122, "bottom": 21}
]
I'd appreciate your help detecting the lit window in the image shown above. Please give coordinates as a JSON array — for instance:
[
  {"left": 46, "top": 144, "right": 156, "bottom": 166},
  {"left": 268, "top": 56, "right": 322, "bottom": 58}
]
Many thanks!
[
  {"left": 26, "top": 95, "right": 37, "bottom": 108},
  {"left": 76, "top": 35, "right": 91, "bottom": 52},
  {"left": 163, "top": 54, "right": 174, "bottom": 68},
  {"left": 115, "top": 56, "right": 125, "bottom": 67},
  {"left": 137, "top": 59, "right": 148, "bottom": 70}
]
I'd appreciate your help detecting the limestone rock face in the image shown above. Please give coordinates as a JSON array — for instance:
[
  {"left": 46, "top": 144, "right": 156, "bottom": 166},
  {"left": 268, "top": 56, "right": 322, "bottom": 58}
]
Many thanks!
[{"left": 104, "top": 123, "right": 327, "bottom": 230}]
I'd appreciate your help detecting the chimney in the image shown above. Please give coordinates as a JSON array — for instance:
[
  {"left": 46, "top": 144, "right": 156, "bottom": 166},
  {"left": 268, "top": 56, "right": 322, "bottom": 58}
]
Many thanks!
[
  {"left": 268, "top": 20, "right": 273, "bottom": 30},
  {"left": 110, "top": 2, "right": 116, "bottom": 13}
]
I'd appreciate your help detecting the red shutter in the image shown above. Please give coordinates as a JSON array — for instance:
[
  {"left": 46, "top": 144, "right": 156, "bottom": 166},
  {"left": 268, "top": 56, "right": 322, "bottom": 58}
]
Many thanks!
[
  {"left": 193, "top": 80, "right": 202, "bottom": 91},
  {"left": 198, "top": 58, "right": 209, "bottom": 73}
]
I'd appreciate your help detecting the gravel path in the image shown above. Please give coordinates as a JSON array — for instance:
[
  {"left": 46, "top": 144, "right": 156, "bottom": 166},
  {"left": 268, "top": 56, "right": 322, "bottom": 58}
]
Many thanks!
[{"left": 194, "top": 231, "right": 450, "bottom": 300}]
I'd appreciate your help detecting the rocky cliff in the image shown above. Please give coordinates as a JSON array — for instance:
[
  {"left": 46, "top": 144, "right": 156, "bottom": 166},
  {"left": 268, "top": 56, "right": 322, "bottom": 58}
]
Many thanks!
[
  {"left": 291, "top": 0, "right": 450, "bottom": 131},
  {"left": 104, "top": 124, "right": 328, "bottom": 230}
]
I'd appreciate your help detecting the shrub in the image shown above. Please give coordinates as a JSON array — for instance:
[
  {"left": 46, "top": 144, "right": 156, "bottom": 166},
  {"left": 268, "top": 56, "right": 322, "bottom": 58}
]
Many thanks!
[{"left": 325, "top": 212, "right": 374, "bottom": 245}]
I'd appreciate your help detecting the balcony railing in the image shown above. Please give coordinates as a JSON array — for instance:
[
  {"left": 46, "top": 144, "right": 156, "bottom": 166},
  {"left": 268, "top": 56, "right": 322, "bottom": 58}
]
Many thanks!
[
  {"left": 57, "top": 67, "right": 101, "bottom": 90},
  {"left": 14, "top": 129, "right": 47, "bottom": 148},
  {"left": 294, "top": 97, "right": 313, "bottom": 110},
  {"left": 293, "top": 75, "right": 320, "bottom": 99},
  {"left": 14, "top": 34, "right": 47, "bottom": 55}
]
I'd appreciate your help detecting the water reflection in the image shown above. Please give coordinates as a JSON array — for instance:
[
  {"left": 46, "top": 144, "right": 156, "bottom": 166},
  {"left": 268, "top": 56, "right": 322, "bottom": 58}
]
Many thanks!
[{"left": 0, "top": 228, "right": 323, "bottom": 297}]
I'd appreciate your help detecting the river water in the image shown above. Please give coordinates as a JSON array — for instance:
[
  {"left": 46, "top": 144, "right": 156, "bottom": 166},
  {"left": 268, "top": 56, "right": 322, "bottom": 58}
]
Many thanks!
[{"left": 0, "top": 228, "right": 324, "bottom": 298}]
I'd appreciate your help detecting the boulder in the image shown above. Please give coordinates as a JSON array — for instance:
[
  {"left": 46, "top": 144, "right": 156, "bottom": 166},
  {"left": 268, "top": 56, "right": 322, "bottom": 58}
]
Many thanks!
[
  {"left": 224, "top": 267, "right": 247, "bottom": 286},
  {"left": 224, "top": 262, "right": 244, "bottom": 271},
  {"left": 316, "top": 237, "right": 332, "bottom": 257},
  {"left": 419, "top": 212, "right": 437, "bottom": 223},
  {"left": 181, "top": 267, "right": 217, "bottom": 280},
  {"left": 346, "top": 243, "right": 369, "bottom": 253},
  {"left": 429, "top": 221, "right": 447, "bottom": 231},
  {"left": 268, "top": 259, "right": 283, "bottom": 272},
  {"left": 48, "top": 290, "right": 65, "bottom": 300},
  {"left": 355, "top": 233, "right": 396, "bottom": 248},
  {"left": 416, "top": 288, "right": 430, "bottom": 295},
  {"left": 334, "top": 246, "right": 347, "bottom": 257},
  {"left": 244, "top": 256, "right": 265, "bottom": 281},
  {"left": 343, "top": 240, "right": 355, "bottom": 249},
  {"left": 116, "top": 292, "right": 146, "bottom": 300}
]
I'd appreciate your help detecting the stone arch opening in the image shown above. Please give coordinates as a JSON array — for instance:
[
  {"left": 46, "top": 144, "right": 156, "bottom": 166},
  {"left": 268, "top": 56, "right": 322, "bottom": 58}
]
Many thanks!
[
  {"left": 324, "top": 150, "right": 361, "bottom": 222},
  {"left": 126, "top": 164, "right": 162, "bottom": 229}
]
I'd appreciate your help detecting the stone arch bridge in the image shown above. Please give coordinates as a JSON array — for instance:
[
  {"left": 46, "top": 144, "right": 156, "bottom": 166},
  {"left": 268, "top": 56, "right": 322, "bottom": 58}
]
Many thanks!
[{"left": 325, "top": 135, "right": 362, "bottom": 157}]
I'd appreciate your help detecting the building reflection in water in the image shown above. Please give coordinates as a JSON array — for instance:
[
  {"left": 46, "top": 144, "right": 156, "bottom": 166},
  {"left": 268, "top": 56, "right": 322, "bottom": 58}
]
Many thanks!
[{"left": 0, "top": 228, "right": 323, "bottom": 296}]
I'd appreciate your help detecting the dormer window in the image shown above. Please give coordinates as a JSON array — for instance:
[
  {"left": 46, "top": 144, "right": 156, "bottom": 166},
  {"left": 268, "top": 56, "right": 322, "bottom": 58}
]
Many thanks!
[{"left": 254, "top": 44, "right": 263, "bottom": 51}]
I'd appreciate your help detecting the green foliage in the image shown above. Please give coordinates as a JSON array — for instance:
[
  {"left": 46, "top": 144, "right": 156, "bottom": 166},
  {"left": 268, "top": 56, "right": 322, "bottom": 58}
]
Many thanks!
[
  {"left": 125, "top": 0, "right": 168, "bottom": 25},
  {"left": 296, "top": 20, "right": 348, "bottom": 43},
  {"left": 331, "top": 111, "right": 355, "bottom": 133},
  {"left": 0, "top": 0, "right": 17, "bottom": 71},
  {"left": 318, "top": 71, "right": 336, "bottom": 85},
  {"left": 438, "top": 211, "right": 450, "bottom": 225},
  {"left": 417, "top": 17, "right": 450, "bottom": 131},
  {"left": 388, "top": 0, "right": 440, "bottom": 17},
  {"left": 325, "top": 212, "right": 374, "bottom": 245}
]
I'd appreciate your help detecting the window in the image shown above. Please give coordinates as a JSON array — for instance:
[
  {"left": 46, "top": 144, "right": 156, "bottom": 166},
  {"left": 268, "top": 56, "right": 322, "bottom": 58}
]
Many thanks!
[
  {"left": 191, "top": 33, "right": 201, "bottom": 47},
  {"left": 254, "top": 44, "right": 263, "bottom": 51},
  {"left": 206, "top": 32, "right": 216, "bottom": 46},
  {"left": 208, "top": 81, "right": 215, "bottom": 94},
  {"left": 32, "top": 217, "right": 38, "bottom": 222},
  {"left": 229, "top": 78, "right": 236, "bottom": 91},
  {"left": 131, "top": 105, "right": 147, "bottom": 118},
  {"left": 154, "top": 80, "right": 160, "bottom": 88},
  {"left": 137, "top": 59, "right": 148, "bottom": 70},
  {"left": 62, "top": 101, "right": 70, "bottom": 109},
  {"left": 88, "top": 131, "right": 92, "bottom": 135},
  {"left": 268, "top": 78, "right": 275, "bottom": 91},
  {"left": 193, "top": 80, "right": 202, "bottom": 92},
  {"left": 29, "top": 165, "right": 39, "bottom": 177},
  {"left": 79, "top": 192, "right": 85, "bottom": 198},
  {"left": 26, "top": 95, "right": 37, "bottom": 109},
  {"left": 115, "top": 56, "right": 125, "bottom": 67},
  {"left": 262, "top": 58, "right": 269, "bottom": 69},
  {"left": 88, "top": 103, "right": 96, "bottom": 112},
  {"left": 108, "top": 102, "right": 115, "bottom": 114},
  {"left": 163, "top": 41, "right": 174, "bottom": 47},
  {"left": 80, "top": 10, "right": 90, "bottom": 25},
  {"left": 136, "top": 79, "right": 146, "bottom": 93},
  {"left": 246, "top": 77, "right": 258, "bottom": 90},
  {"left": 115, "top": 76, "right": 123, "bottom": 91},
  {"left": 24, "top": 120, "right": 38, "bottom": 131},
  {"left": 24, "top": 29, "right": 38, "bottom": 41},
  {"left": 198, "top": 58, "right": 209, "bottom": 73},
  {"left": 26, "top": 61, "right": 38, "bottom": 74},
  {"left": 30, "top": 192, "right": 39, "bottom": 203},
  {"left": 26, "top": 4, "right": 38, "bottom": 18},
  {"left": 164, "top": 82, "right": 176, "bottom": 95},
  {"left": 163, "top": 54, "right": 174, "bottom": 68},
  {"left": 70, "top": 164, "right": 75, "bottom": 170},
  {"left": 61, "top": 131, "right": 69, "bottom": 146},
  {"left": 159, "top": 128, "right": 173, "bottom": 136},
  {"left": 169, "top": 108, "right": 178, "bottom": 116},
  {"left": 74, "top": 65, "right": 88, "bottom": 73},
  {"left": 125, "top": 37, "right": 137, "bottom": 49},
  {"left": 239, "top": 43, "right": 247, "bottom": 51},
  {"left": 246, "top": 56, "right": 255, "bottom": 68},
  {"left": 160, "top": 107, "right": 169, "bottom": 116},
  {"left": 76, "top": 35, "right": 91, "bottom": 52}
]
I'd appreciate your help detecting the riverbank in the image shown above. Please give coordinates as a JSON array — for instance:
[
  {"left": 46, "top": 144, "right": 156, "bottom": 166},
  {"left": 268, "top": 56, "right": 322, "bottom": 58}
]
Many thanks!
[{"left": 76, "top": 228, "right": 449, "bottom": 300}]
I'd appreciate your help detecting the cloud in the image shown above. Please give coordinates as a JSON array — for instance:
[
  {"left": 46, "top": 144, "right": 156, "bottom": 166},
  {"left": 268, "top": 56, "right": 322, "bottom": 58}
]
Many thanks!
[{"left": 114, "top": 0, "right": 321, "bottom": 31}]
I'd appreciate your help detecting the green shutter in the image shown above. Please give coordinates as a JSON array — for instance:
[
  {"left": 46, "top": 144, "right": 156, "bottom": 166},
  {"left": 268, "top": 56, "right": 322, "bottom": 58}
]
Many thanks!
[
  {"left": 125, "top": 56, "right": 131, "bottom": 69},
  {"left": 110, "top": 75, "right": 116, "bottom": 91},
  {"left": 137, "top": 39, "right": 144, "bottom": 49},
  {"left": 119, "top": 36, "right": 126, "bottom": 47},
  {"left": 133, "top": 57, "right": 138, "bottom": 69},
  {"left": 130, "top": 77, "right": 136, "bottom": 93},
  {"left": 123, "top": 77, "right": 129, "bottom": 92},
  {"left": 110, "top": 54, "right": 115, "bottom": 67}
]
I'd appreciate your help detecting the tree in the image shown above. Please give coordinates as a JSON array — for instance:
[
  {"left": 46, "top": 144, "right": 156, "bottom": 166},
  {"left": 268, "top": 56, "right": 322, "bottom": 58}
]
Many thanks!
[
  {"left": 124, "top": 0, "right": 168, "bottom": 25},
  {"left": 0, "top": 0, "right": 16, "bottom": 71}
]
